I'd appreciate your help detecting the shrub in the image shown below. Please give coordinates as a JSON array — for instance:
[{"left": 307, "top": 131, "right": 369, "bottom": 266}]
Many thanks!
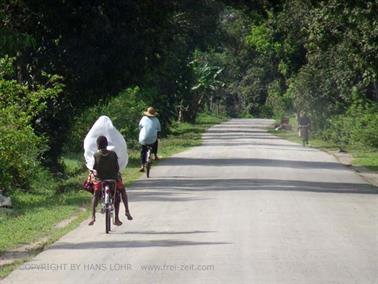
[
  {"left": 322, "top": 97, "right": 378, "bottom": 149},
  {"left": 349, "top": 104, "right": 378, "bottom": 148},
  {"left": 65, "top": 87, "right": 148, "bottom": 153},
  {"left": 0, "top": 56, "right": 63, "bottom": 191},
  {"left": 0, "top": 109, "right": 45, "bottom": 191}
]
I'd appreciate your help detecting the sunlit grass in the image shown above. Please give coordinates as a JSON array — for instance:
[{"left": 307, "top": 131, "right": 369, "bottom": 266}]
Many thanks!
[
  {"left": 0, "top": 188, "right": 89, "bottom": 253},
  {"left": 0, "top": 260, "right": 28, "bottom": 279},
  {"left": 353, "top": 151, "right": 378, "bottom": 171}
]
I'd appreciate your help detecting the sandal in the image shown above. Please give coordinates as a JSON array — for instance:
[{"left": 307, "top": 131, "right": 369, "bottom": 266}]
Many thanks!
[
  {"left": 114, "top": 219, "right": 123, "bottom": 226},
  {"left": 126, "top": 212, "right": 133, "bottom": 220}
]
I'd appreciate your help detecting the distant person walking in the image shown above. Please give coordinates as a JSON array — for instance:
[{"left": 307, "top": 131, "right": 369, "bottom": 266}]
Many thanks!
[
  {"left": 298, "top": 112, "right": 311, "bottom": 146},
  {"left": 138, "top": 107, "right": 161, "bottom": 172}
]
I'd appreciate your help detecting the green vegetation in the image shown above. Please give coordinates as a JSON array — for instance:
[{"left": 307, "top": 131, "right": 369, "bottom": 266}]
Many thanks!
[
  {"left": 320, "top": 97, "right": 378, "bottom": 149},
  {"left": 1, "top": 1, "right": 376, "bottom": 192},
  {"left": 0, "top": 0, "right": 376, "bottom": 275},
  {"left": 0, "top": 260, "right": 28, "bottom": 279},
  {"left": 271, "top": 116, "right": 378, "bottom": 171},
  {"left": 0, "top": 56, "right": 63, "bottom": 192},
  {"left": 64, "top": 87, "right": 148, "bottom": 152},
  {"left": 0, "top": 176, "right": 89, "bottom": 254},
  {"left": 1, "top": 1, "right": 224, "bottom": 168},
  {"left": 353, "top": 152, "right": 378, "bottom": 172},
  {"left": 209, "top": 1, "right": 377, "bottom": 160}
]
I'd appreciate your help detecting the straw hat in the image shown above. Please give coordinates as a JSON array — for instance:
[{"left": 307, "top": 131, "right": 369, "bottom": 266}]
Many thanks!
[{"left": 144, "top": 107, "right": 158, "bottom": 117}]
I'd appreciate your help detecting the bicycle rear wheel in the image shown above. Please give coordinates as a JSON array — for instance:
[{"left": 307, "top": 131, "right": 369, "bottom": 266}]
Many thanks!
[
  {"left": 105, "top": 208, "right": 111, "bottom": 233},
  {"left": 146, "top": 161, "right": 151, "bottom": 178}
]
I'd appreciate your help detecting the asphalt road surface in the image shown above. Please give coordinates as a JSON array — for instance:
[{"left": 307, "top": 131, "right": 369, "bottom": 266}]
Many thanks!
[{"left": 2, "top": 119, "right": 377, "bottom": 284}]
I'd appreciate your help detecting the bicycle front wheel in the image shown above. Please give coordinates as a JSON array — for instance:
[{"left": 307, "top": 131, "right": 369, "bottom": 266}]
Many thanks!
[
  {"left": 105, "top": 208, "right": 111, "bottom": 233},
  {"left": 146, "top": 162, "right": 151, "bottom": 178}
]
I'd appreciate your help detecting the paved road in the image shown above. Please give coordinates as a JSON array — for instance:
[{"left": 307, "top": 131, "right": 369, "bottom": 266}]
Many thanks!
[{"left": 2, "top": 119, "right": 377, "bottom": 284}]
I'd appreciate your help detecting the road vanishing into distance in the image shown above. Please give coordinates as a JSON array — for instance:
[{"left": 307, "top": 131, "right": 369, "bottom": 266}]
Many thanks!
[{"left": 2, "top": 119, "right": 377, "bottom": 284}]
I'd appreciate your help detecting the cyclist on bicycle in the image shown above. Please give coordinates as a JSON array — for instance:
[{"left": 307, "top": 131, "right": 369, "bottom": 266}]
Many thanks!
[
  {"left": 298, "top": 112, "right": 311, "bottom": 145},
  {"left": 138, "top": 107, "right": 161, "bottom": 172},
  {"left": 89, "top": 136, "right": 133, "bottom": 226}
]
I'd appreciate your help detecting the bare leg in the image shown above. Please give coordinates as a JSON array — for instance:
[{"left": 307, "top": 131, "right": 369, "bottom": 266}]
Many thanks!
[
  {"left": 119, "top": 187, "right": 133, "bottom": 220},
  {"left": 89, "top": 190, "right": 101, "bottom": 225},
  {"left": 114, "top": 192, "right": 122, "bottom": 225}
]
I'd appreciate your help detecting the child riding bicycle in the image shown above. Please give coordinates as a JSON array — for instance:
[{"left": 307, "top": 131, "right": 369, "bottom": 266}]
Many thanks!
[
  {"left": 88, "top": 136, "right": 133, "bottom": 226},
  {"left": 83, "top": 116, "right": 133, "bottom": 226}
]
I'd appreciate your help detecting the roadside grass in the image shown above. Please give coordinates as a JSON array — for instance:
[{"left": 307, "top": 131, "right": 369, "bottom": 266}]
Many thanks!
[
  {"left": 0, "top": 209, "right": 89, "bottom": 278},
  {"left": 0, "top": 169, "right": 89, "bottom": 254},
  {"left": 0, "top": 260, "right": 27, "bottom": 279},
  {"left": 0, "top": 113, "right": 227, "bottom": 277},
  {"left": 352, "top": 151, "right": 378, "bottom": 172},
  {"left": 270, "top": 119, "right": 378, "bottom": 172}
]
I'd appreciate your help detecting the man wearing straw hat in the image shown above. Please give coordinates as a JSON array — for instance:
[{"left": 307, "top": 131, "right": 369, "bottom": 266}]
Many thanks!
[{"left": 138, "top": 107, "right": 161, "bottom": 172}]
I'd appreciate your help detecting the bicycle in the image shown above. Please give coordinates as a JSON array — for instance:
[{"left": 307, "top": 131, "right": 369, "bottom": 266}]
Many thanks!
[
  {"left": 145, "top": 144, "right": 153, "bottom": 178},
  {"left": 298, "top": 124, "right": 310, "bottom": 147},
  {"left": 100, "top": 179, "right": 117, "bottom": 233}
]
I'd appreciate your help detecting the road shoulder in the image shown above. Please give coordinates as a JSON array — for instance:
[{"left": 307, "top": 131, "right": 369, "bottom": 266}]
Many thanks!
[{"left": 330, "top": 150, "right": 378, "bottom": 187}]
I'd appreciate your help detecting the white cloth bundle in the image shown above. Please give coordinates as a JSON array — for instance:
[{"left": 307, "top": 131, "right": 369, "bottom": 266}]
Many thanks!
[{"left": 83, "top": 115, "right": 128, "bottom": 170}]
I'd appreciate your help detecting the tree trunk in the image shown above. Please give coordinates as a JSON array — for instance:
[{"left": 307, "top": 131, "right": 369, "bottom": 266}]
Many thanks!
[{"left": 180, "top": 92, "right": 206, "bottom": 123}]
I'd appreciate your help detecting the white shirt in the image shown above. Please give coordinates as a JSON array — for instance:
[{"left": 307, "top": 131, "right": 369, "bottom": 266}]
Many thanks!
[{"left": 138, "top": 116, "right": 161, "bottom": 145}]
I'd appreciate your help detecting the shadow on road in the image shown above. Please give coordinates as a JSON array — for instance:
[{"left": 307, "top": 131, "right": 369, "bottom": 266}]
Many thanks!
[
  {"left": 201, "top": 142, "right": 308, "bottom": 148},
  {"left": 158, "top": 157, "right": 347, "bottom": 170},
  {"left": 128, "top": 190, "right": 211, "bottom": 202},
  {"left": 49, "top": 240, "right": 231, "bottom": 250},
  {"left": 206, "top": 129, "right": 268, "bottom": 134},
  {"left": 202, "top": 135, "right": 281, "bottom": 140},
  {"left": 112, "top": 230, "right": 216, "bottom": 235},
  {"left": 132, "top": 178, "right": 377, "bottom": 195}
]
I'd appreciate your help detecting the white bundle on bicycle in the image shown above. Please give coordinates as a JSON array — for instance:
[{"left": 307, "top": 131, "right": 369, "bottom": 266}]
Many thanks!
[{"left": 83, "top": 115, "right": 128, "bottom": 170}]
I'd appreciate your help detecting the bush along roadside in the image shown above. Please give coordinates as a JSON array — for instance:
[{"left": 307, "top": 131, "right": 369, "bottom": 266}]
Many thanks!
[
  {"left": 0, "top": 56, "right": 64, "bottom": 193},
  {"left": 0, "top": 112, "right": 228, "bottom": 278},
  {"left": 270, "top": 114, "right": 378, "bottom": 172}
]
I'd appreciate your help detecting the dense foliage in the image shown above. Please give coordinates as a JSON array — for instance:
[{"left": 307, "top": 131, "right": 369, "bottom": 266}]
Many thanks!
[
  {"left": 65, "top": 87, "right": 147, "bottom": 153},
  {"left": 203, "top": 0, "right": 377, "bottom": 147},
  {"left": 1, "top": 0, "right": 222, "bottom": 165},
  {"left": 0, "top": 56, "right": 63, "bottom": 191}
]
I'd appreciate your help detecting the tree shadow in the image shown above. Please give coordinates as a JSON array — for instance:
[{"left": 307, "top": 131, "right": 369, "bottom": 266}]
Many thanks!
[
  {"left": 169, "top": 127, "right": 205, "bottom": 136},
  {"left": 113, "top": 230, "right": 216, "bottom": 235},
  {"left": 202, "top": 135, "right": 281, "bottom": 140},
  {"left": 214, "top": 122, "right": 274, "bottom": 129},
  {"left": 206, "top": 129, "right": 269, "bottom": 134},
  {"left": 158, "top": 157, "right": 347, "bottom": 170},
  {"left": 49, "top": 239, "right": 231, "bottom": 250},
  {"left": 9, "top": 187, "right": 89, "bottom": 214},
  {"left": 201, "top": 142, "right": 305, "bottom": 148},
  {"left": 204, "top": 145, "right": 318, "bottom": 152},
  {"left": 130, "top": 189, "right": 211, "bottom": 203},
  {"left": 132, "top": 178, "right": 377, "bottom": 195}
]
